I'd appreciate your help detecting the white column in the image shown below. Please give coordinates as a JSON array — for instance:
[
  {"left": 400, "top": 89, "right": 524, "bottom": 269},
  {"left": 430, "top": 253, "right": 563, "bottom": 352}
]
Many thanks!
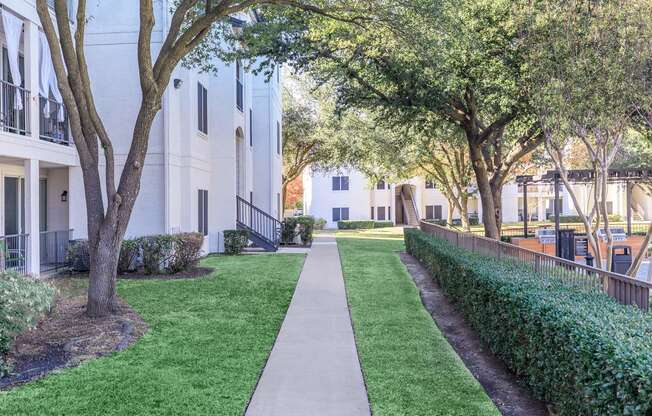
[
  {"left": 538, "top": 198, "right": 546, "bottom": 222},
  {"left": 24, "top": 159, "right": 40, "bottom": 275},
  {"left": 68, "top": 166, "right": 88, "bottom": 239},
  {"left": 24, "top": 21, "right": 40, "bottom": 140}
]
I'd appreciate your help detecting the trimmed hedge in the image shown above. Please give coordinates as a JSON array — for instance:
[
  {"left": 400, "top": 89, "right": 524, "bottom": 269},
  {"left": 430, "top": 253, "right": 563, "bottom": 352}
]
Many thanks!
[
  {"left": 337, "top": 220, "right": 394, "bottom": 230},
  {"left": 405, "top": 228, "right": 652, "bottom": 415},
  {"left": 1, "top": 271, "right": 54, "bottom": 376},
  {"left": 67, "top": 233, "right": 204, "bottom": 275},
  {"left": 224, "top": 230, "right": 249, "bottom": 255},
  {"left": 559, "top": 214, "right": 622, "bottom": 223},
  {"left": 281, "top": 216, "right": 315, "bottom": 245}
]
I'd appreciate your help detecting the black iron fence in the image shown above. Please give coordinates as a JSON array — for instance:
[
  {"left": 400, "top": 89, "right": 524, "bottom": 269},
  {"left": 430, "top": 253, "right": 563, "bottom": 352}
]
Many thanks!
[
  {"left": 0, "top": 234, "right": 29, "bottom": 275},
  {"left": 39, "top": 97, "right": 70, "bottom": 145},
  {"left": 40, "top": 229, "right": 73, "bottom": 273},
  {"left": 0, "top": 80, "right": 29, "bottom": 136}
]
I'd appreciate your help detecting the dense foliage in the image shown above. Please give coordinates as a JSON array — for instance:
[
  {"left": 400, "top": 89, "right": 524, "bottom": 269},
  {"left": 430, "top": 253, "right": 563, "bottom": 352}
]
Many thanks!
[
  {"left": 68, "top": 233, "right": 204, "bottom": 275},
  {"left": 337, "top": 220, "right": 393, "bottom": 230},
  {"left": 281, "top": 215, "right": 316, "bottom": 245},
  {"left": 224, "top": 230, "right": 250, "bottom": 255},
  {"left": 0, "top": 272, "right": 54, "bottom": 376},
  {"left": 405, "top": 228, "right": 652, "bottom": 415}
]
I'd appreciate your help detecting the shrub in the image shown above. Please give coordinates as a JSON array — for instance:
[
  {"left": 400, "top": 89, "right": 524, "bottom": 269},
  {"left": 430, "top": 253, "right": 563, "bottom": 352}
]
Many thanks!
[
  {"left": 405, "top": 228, "right": 652, "bottom": 415},
  {"left": 0, "top": 271, "right": 55, "bottom": 376},
  {"left": 314, "top": 218, "right": 327, "bottom": 230},
  {"left": 337, "top": 220, "right": 376, "bottom": 230},
  {"left": 374, "top": 221, "right": 394, "bottom": 228},
  {"left": 281, "top": 217, "right": 299, "bottom": 244},
  {"left": 559, "top": 214, "right": 622, "bottom": 223},
  {"left": 168, "top": 233, "right": 204, "bottom": 273},
  {"left": 295, "top": 216, "right": 315, "bottom": 245},
  {"left": 224, "top": 230, "right": 249, "bottom": 255},
  {"left": 117, "top": 238, "right": 140, "bottom": 274},
  {"left": 140, "top": 235, "right": 175, "bottom": 275},
  {"left": 66, "top": 240, "right": 90, "bottom": 272}
]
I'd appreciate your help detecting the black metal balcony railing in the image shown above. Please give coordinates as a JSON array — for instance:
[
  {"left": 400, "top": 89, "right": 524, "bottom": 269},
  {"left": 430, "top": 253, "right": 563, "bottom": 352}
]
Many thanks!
[
  {"left": 40, "top": 229, "right": 73, "bottom": 273},
  {"left": 236, "top": 79, "right": 244, "bottom": 112},
  {"left": 0, "top": 234, "right": 29, "bottom": 275},
  {"left": 0, "top": 80, "right": 30, "bottom": 136},
  {"left": 39, "top": 97, "right": 70, "bottom": 145}
]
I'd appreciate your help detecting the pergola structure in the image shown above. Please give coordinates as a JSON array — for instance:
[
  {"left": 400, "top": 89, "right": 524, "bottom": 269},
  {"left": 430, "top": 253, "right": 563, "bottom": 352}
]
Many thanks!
[{"left": 515, "top": 168, "right": 652, "bottom": 246}]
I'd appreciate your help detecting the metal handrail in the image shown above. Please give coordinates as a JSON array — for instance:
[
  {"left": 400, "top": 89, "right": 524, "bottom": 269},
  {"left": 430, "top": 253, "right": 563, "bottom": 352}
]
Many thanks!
[
  {"left": 0, "top": 233, "right": 29, "bottom": 275},
  {"left": 420, "top": 220, "right": 652, "bottom": 311},
  {"left": 0, "top": 79, "right": 30, "bottom": 136},
  {"left": 236, "top": 196, "right": 281, "bottom": 247}
]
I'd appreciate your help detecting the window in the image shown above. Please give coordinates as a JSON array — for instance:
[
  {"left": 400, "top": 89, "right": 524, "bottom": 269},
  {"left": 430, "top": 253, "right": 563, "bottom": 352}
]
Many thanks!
[
  {"left": 236, "top": 60, "right": 243, "bottom": 111},
  {"left": 198, "top": 189, "right": 208, "bottom": 236},
  {"left": 249, "top": 109, "right": 253, "bottom": 146},
  {"left": 377, "top": 207, "right": 386, "bottom": 221},
  {"left": 425, "top": 180, "right": 435, "bottom": 189},
  {"left": 332, "top": 207, "right": 349, "bottom": 222},
  {"left": 276, "top": 121, "right": 281, "bottom": 155},
  {"left": 332, "top": 176, "right": 349, "bottom": 191},
  {"left": 371, "top": 206, "right": 374, "bottom": 220},
  {"left": 376, "top": 180, "right": 386, "bottom": 190},
  {"left": 197, "top": 82, "right": 208, "bottom": 134},
  {"left": 425, "top": 205, "right": 443, "bottom": 220}
]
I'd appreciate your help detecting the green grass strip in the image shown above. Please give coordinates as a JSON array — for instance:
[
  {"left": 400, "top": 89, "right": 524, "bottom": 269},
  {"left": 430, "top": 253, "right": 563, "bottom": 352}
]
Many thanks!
[
  {"left": 337, "top": 231, "right": 500, "bottom": 416},
  {"left": 0, "top": 254, "right": 304, "bottom": 416}
]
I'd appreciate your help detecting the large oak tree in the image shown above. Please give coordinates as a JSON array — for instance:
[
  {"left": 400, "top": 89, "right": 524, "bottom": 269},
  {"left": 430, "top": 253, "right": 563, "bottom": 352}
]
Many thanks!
[{"left": 37, "top": 0, "right": 353, "bottom": 317}]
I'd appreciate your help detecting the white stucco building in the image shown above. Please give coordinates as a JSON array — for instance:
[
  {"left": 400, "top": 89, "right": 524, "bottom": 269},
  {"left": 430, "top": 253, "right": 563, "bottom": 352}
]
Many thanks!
[
  {"left": 304, "top": 167, "right": 652, "bottom": 229},
  {"left": 0, "top": 1, "right": 283, "bottom": 276}
]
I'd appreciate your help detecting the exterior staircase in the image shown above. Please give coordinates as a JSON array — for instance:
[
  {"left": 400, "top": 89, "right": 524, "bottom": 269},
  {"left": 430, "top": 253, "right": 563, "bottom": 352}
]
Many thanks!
[
  {"left": 236, "top": 196, "right": 281, "bottom": 252},
  {"left": 400, "top": 185, "right": 420, "bottom": 226}
]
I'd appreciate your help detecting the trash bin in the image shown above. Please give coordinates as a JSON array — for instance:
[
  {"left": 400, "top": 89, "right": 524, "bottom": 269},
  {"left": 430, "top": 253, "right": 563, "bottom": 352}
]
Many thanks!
[
  {"left": 557, "top": 229, "right": 575, "bottom": 261},
  {"left": 611, "top": 245, "right": 632, "bottom": 275}
]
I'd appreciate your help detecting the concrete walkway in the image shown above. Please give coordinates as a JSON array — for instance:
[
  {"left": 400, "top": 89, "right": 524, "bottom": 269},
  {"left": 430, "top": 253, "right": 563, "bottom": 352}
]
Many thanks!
[{"left": 245, "top": 235, "right": 371, "bottom": 416}]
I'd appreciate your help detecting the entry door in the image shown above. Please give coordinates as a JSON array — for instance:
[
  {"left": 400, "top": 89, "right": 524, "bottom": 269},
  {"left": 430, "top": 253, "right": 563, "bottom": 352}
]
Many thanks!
[{"left": 4, "top": 177, "right": 24, "bottom": 235}]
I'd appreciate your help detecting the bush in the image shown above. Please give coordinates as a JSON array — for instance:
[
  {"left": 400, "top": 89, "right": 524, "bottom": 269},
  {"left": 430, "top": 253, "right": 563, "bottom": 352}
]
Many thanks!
[
  {"left": 67, "top": 239, "right": 90, "bottom": 272},
  {"left": 168, "top": 233, "right": 204, "bottom": 273},
  {"left": 314, "top": 218, "right": 327, "bottom": 230},
  {"left": 117, "top": 238, "right": 140, "bottom": 274},
  {"left": 337, "top": 220, "right": 376, "bottom": 230},
  {"left": 224, "top": 230, "right": 249, "bottom": 255},
  {"left": 140, "top": 235, "right": 175, "bottom": 275},
  {"left": 295, "top": 216, "right": 315, "bottom": 245},
  {"left": 281, "top": 217, "right": 299, "bottom": 244},
  {"left": 559, "top": 214, "right": 622, "bottom": 223},
  {"left": 0, "top": 271, "right": 55, "bottom": 376},
  {"left": 405, "top": 228, "right": 652, "bottom": 415},
  {"left": 374, "top": 221, "right": 394, "bottom": 228}
]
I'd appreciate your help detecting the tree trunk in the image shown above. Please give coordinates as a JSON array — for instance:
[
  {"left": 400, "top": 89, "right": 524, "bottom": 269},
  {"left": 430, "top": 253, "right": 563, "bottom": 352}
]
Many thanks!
[
  {"left": 446, "top": 197, "right": 454, "bottom": 225},
  {"left": 468, "top": 142, "right": 500, "bottom": 239},
  {"left": 282, "top": 180, "right": 289, "bottom": 212},
  {"left": 86, "top": 238, "right": 120, "bottom": 317},
  {"left": 490, "top": 181, "right": 503, "bottom": 234},
  {"left": 459, "top": 196, "right": 470, "bottom": 231}
]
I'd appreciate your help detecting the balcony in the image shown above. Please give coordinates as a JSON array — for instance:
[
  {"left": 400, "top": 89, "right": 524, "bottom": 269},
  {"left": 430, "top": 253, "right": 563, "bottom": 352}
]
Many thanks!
[
  {"left": 0, "top": 80, "right": 30, "bottom": 136},
  {"left": 39, "top": 97, "right": 70, "bottom": 145}
]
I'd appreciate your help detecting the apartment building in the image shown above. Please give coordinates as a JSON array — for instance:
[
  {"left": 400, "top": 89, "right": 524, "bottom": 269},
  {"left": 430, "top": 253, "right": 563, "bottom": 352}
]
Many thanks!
[
  {"left": 0, "top": 1, "right": 77, "bottom": 276},
  {"left": 304, "top": 167, "right": 652, "bottom": 228},
  {"left": 0, "top": 1, "right": 283, "bottom": 276},
  {"left": 73, "top": 1, "right": 283, "bottom": 254}
]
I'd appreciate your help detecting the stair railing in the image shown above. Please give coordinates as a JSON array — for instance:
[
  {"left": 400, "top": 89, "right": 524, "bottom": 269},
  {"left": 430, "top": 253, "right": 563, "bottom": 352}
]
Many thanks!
[
  {"left": 236, "top": 196, "right": 281, "bottom": 248},
  {"left": 401, "top": 185, "right": 420, "bottom": 223}
]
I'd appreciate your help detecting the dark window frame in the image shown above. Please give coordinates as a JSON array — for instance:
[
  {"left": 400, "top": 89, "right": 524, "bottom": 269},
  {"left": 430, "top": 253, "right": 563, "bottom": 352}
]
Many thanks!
[{"left": 197, "top": 82, "right": 208, "bottom": 135}]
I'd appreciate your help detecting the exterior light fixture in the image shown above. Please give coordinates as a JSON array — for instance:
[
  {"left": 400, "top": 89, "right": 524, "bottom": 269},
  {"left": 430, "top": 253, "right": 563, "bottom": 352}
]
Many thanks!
[
  {"left": 173, "top": 79, "right": 183, "bottom": 89},
  {"left": 61, "top": 190, "right": 68, "bottom": 202}
]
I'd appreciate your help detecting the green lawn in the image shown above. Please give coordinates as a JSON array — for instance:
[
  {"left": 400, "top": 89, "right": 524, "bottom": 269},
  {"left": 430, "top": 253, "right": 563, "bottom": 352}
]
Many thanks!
[
  {"left": 337, "top": 228, "right": 500, "bottom": 416},
  {"left": 0, "top": 254, "right": 305, "bottom": 416}
]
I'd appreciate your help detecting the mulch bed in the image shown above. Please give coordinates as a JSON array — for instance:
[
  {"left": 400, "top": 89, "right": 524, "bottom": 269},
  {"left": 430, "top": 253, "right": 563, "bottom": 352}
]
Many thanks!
[
  {"left": 118, "top": 266, "right": 214, "bottom": 280},
  {"left": 400, "top": 252, "right": 551, "bottom": 416},
  {"left": 1, "top": 294, "right": 148, "bottom": 391}
]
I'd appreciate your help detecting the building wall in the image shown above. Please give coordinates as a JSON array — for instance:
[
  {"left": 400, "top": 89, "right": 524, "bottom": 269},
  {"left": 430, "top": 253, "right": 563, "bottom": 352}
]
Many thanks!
[{"left": 80, "top": 2, "right": 281, "bottom": 252}]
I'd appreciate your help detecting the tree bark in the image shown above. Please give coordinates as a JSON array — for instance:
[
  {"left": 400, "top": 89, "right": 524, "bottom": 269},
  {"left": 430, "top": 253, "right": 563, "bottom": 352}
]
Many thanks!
[{"left": 468, "top": 142, "right": 500, "bottom": 238}]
